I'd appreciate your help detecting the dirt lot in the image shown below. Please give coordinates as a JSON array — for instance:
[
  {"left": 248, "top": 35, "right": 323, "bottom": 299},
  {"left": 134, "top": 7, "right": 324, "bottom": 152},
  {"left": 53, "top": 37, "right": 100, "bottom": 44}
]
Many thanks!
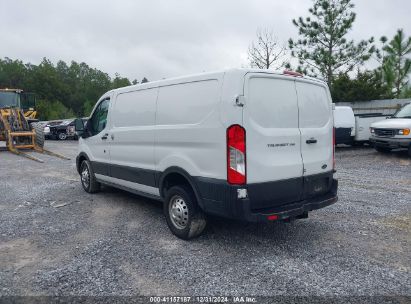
[{"left": 0, "top": 141, "right": 410, "bottom": 298}]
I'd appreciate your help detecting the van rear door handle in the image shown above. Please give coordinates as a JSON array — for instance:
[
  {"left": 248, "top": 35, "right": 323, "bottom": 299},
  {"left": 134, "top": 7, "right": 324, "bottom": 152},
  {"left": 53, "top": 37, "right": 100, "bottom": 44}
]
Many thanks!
[
  {"left": 306, "top": 138, "right": 317, "bottom": 144},
  {"left": 101, "top": 133, "right": 109, "bottom": 140}
]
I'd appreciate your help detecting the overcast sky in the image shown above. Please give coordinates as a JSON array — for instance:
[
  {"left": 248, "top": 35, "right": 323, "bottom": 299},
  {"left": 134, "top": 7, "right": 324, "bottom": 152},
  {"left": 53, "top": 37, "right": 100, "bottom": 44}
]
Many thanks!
[{"left": 1, "top": 0, "right": 410, "bottom": 81}]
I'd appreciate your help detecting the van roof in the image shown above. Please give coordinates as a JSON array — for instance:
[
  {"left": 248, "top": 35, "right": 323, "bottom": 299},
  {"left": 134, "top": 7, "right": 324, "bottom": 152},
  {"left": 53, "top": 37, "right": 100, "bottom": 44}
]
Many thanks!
[{"left": 110, "top": 68, "right": 327, "bottom": 94}]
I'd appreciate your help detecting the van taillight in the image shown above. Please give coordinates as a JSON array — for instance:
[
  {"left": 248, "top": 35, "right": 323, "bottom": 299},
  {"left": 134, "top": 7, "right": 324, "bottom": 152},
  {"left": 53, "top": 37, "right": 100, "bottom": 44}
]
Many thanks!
[
  {"left": 333, "top": 127, "right": 336, "bottom": 171},
  {"left": 227, "top": 125, "right": 246, "bottom": 185}
]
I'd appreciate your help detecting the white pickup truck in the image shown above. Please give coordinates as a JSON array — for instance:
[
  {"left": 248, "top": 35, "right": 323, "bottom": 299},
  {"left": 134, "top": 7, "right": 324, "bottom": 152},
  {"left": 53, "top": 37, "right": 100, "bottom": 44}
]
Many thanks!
[{"left": 370, "top": 103, "right": 411, "bottom": 156}]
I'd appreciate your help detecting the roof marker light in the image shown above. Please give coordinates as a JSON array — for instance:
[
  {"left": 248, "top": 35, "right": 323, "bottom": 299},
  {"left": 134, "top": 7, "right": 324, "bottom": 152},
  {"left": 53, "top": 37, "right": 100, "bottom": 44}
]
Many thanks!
[{"left": 283, "top": 70, "right": 304, "bottom": 77}]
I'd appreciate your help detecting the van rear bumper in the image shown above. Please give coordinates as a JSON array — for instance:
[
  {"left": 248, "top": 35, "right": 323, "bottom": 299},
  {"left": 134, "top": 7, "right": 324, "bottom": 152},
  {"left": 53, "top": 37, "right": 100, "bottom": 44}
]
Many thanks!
[
  {"left": 195, "top": 175, "right": 338, "bottom": 222},
  {"left": 242, "top": 180, "right": 338, "bottom": 222}
]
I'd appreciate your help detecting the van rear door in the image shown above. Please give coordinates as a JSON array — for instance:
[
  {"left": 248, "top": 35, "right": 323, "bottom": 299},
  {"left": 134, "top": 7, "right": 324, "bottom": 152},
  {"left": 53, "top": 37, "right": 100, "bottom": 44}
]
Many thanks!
[
  {"left": 295, "top": 80, "right": 333, "bottom": 176},
  {"left": 243, "top": 74, "right": 304, "bottom": 209}
]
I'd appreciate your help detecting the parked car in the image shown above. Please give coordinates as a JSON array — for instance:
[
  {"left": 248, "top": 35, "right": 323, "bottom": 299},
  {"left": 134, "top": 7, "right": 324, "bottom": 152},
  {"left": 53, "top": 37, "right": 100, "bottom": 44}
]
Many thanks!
[
  {"left": 74, "top": 68, "right": 338, "bottom": 239},
  {"left": 370, "top": 103, "right": 411, "bottom": 156},
  {"left": 44, "top": 119, "right": 76, "bottom": 140}
]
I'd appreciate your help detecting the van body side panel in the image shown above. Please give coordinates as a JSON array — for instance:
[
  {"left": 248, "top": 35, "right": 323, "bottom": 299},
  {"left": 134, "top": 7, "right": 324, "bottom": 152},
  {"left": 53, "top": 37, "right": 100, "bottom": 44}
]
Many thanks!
[
  {"left": 155, "top": 79, "right": 226, "bottom": 179},
  {"left": 295, "top": 80, "right": 333, "bottom": 176},
  {"left": 108, "top": 88, "right": 158, "bottom": 184}
]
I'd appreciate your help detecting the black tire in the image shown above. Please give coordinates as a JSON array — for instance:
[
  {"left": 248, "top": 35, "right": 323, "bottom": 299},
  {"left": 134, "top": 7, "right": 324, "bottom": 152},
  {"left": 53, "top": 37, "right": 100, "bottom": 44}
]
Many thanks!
[
  {"left": 164, "top": 185, "right": 207, "bottom": 240},
  {"left": 375, "top": 146, "right": 391, "bottom": 153},
  {"left": 31, "top": 122, "right": 45, "bottom": 148},
  {"left": 80, "top": 160, "right": 101, "bottom": 193},
  {"left": 408, "top": 146, "right": 411, "bottom": 157},
  {"left": 58, "top": 132, "right": 68, "bottom": 140}
]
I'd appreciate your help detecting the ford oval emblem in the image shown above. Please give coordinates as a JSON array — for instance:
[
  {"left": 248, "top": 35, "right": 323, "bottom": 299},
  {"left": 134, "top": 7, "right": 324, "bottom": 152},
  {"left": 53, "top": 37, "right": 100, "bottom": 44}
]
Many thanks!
[{"left": 321, "top": 164, "right": 327, "bottom": 169}]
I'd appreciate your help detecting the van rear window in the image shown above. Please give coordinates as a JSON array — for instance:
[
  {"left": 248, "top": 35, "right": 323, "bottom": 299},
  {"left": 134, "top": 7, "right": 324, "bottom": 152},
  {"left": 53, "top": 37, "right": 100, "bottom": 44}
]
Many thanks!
[
  {"left": 247, "top": 77, "right": 299, "bottom": 129},
  {"left": 295, "top": 81, "right": 331, "bottom": 128}
]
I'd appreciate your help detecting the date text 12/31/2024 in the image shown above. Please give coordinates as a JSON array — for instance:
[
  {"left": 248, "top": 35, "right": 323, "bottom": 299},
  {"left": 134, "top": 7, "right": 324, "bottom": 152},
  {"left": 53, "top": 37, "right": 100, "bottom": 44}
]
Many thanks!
[{"left": 149, "top": 296, "right": 257, "bottom": 303}]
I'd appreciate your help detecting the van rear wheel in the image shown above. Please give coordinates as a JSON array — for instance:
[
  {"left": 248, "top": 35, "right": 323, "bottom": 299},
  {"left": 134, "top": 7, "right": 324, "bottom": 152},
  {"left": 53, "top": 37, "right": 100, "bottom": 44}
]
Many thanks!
[{"left": 164, "top": 185, "right": 207, "bottom": 240}]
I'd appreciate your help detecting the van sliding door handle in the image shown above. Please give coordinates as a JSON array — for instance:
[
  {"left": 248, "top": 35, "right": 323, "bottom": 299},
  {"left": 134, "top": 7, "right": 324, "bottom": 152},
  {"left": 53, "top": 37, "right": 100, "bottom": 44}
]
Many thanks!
[
  {"left": 101, "top": 133, "right": 109, "bottom": 140},
  {"left": 306, "top": 138, "right": 317, "bottom": 144}
]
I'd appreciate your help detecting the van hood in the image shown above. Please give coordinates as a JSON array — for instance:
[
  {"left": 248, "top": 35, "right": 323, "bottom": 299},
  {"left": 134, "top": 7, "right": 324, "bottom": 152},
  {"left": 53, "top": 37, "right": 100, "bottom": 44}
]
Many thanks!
[{"left": 371, "top": 118, "right": 411, "bottom": 129}]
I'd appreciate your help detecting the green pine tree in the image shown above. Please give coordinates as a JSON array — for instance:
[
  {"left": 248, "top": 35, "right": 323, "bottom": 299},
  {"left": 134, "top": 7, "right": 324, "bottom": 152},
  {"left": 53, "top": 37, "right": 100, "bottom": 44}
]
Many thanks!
[
  {"left": 288, "top": 0, "right": 375, "bottom": 88},
  {"left": 381, "top": 29, "right": 411, "bottom": 98}
]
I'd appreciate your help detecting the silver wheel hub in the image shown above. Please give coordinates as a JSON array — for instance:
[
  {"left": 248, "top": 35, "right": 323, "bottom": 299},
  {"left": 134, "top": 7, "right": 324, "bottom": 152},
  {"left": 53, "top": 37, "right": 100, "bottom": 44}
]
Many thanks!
[
  {"left": 81, "top": 166, "right": 90, "bottom": 188},
  {"left": 169, "top": 195, "right": 189, "bottom": 229}
]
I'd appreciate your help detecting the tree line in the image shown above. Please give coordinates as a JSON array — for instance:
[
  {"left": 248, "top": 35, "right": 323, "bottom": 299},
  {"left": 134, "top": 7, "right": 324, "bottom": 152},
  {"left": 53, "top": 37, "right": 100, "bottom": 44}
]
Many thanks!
[
  {"left": 1, "top": 0, "right": 410, "bottom": 120},
  {"left": 248, "top": 0, "right": 411, "bottom": 102},
  {"left": 0, "top": 57, "right": 148, "bottom": 120}
]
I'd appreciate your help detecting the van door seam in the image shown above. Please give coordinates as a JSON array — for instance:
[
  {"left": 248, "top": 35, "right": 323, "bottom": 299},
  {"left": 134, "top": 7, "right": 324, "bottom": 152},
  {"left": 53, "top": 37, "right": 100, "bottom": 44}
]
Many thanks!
[{"left": 294, "top": 80, "right": 305, "bottom": 176}]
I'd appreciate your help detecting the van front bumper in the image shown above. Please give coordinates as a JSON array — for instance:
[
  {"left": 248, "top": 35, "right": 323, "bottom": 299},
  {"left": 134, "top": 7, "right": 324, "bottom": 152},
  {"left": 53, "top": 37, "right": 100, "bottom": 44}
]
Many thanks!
[
  {"left": 369, "top": 136, "right": 411, "bottom": 149},
  {"left": 195, "top": 174, "right": 338, "bottom": 222}
]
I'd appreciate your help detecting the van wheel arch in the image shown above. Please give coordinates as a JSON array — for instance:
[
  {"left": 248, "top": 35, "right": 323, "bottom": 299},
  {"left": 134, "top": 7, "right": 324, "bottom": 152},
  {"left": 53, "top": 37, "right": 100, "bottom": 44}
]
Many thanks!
[
  {"left": 76, "top": 152, "right": 90, "bottom": 174},
  {"left": 159, "top": 167, "right": 203, "bottom": 209}
]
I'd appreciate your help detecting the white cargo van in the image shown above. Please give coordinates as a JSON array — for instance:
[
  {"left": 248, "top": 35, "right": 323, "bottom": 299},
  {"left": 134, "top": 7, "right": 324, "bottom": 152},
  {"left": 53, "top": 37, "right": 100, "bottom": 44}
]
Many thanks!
[
  {"left": 334, "top": 106, "right": 355, "bottom": 145},
  {"left": 75, "top": 69, "right": 338, "bottom": 239}
]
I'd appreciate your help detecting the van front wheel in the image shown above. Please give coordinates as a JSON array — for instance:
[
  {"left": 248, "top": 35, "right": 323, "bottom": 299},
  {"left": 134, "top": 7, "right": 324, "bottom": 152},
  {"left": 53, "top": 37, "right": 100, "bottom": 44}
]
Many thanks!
[
  {"left": 80, "top": 160, "right": 101, "bottom": 193},
  {"left": 164, "top": 185, "right": 207, "bottom": 240}
]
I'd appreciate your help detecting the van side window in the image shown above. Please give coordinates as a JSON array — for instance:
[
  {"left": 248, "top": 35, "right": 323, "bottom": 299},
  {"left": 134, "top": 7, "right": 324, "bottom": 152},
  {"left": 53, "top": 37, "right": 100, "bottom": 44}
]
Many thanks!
[{"left": 89, "top": 98, "right": 110, "bottom": 136}]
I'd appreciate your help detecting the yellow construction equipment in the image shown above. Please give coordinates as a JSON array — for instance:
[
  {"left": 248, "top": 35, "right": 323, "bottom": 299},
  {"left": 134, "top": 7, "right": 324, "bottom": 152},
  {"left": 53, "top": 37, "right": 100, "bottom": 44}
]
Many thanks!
[
  {"left": 0, "top": 88, "right": 38, "bottom": 121},
  {"left": 0, "top": 89, "right": 69, "bottom": 162}
]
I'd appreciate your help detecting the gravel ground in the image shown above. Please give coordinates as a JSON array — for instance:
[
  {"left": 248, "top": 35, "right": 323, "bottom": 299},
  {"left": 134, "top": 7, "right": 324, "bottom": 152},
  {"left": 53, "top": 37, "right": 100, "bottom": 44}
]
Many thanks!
[{"left": 0, "top": 141, "right": 410, "bottom": 299}]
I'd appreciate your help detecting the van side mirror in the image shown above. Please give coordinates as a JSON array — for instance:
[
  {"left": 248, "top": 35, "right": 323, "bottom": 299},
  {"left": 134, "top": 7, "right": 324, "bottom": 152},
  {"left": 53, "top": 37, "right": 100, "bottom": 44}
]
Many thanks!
[{"left": 75, "top": 118, "right": 86, "bottom": 137}]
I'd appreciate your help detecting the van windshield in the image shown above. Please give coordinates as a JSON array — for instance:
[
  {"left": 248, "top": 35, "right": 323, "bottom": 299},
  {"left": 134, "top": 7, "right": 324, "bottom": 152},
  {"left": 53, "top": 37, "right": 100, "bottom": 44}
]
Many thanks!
[{"left": 392, "top": 104, "right": 411, "bottom": 118}]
